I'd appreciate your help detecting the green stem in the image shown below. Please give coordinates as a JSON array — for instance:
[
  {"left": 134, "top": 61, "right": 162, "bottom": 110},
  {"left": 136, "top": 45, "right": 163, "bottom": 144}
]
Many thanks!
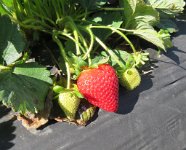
[
  {"left": 59, "top": 32, "right": 86, "bottom": 53},
  {"left": 95, "top": 36, "right": 124, "bottom": 68},
  {"left": 51, "top": 0, "right": 60, "bottom": 20},
  {"left": 99, "top": 7, "right": 124, "bottom": 11},
  {"left": 73, "top": 30, "right": 81, "bottom": 55},
  {"left": 68, "top": 19, "right": 89, "bottom": 52},
  {"left": 52, "top": 33, "right": 71, "bottom": 89},
  {"left": 53, "top": 34, "right": 67, "bottom": 62},
  {"left": 59, "top": 16, "right": 88, "bottom": 54},
  {"left": 65, "top": 62, "right": 71, "bottom": 89},
  {"left": 91, "top": 26, "right": 137, "bottom": 53},
  {"left": 22, "top": 19, "right": 53, "bottom": 30},
  {"left": 0, "top": 65, "right": 11, "bottom": 71},
  {"left": 64, "top": 17, "right": 89, "bottom": 51},
  {"left": 82, "top": 27, "right": 94, "bottom": 64}
]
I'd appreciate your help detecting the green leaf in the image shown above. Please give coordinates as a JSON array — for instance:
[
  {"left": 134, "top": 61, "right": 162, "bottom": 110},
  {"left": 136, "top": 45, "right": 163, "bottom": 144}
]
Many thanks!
[
  {"left": 119, "top": 0, "right": 138, "bottom": 21},
  {"left": 0, "top": 0, "right": 13, "bottom": 15},
  {"left": 101, "top": 49, "right": 135, "bottom": 69},
  {"left": 131, "top": 23, "right": 165, "bottom": 49},
  {"left": 0, "top": 62, "right": 53, "bottom": 114},
  {"left": 92, "top": 11, "right": 123, "bottom": 27},
  {"left": 120, "top": 0, "right": 165, "bottom": 50},
  {"left": 144, "top": 0, "right": 185, "bottom": 32},
  {"left": 0, "top": 15, "right": 25, "bottom": 65},
  {"left": 120, "top": 0, "right": 157, "bottom": 27},
  {"left": 78, "top": 0, "right": 107, "bottom": 10},
  {"left": 91, "top": 11, "right": 123, "bottom": 41},
  {"left": 158, "top": 29, "right": 173, "bottom": 50},
  {"left": 144, "top": 0, "right": 185, "bottom": 16},
  {"left": 91, "top": 56, "right": 109, "bottom": 67}
]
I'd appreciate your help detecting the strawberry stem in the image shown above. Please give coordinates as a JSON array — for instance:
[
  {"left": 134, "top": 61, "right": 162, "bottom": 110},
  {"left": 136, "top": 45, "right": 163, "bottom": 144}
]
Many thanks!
[
  {"left": 0, "top": 65, "right": 11, "bottom": 72},
  {"left": 73, "top": 30, "right": 81, "bottom": 55},
  {"left": 99, "top": 7, "right": 125, "bottom": 11},
  {"left": 90, "top": 26, "right": 137, "bottom": 53},
  {"left": 59, "top": 32, "right": 86, "bottom": 53},
  {"left": 52, "top": 32, "right": 71, "bottom": 89},
  {"left": 65, "top": 62, "right": 71, "bottom": 89},
  {"left": 82, "top": 27, "right": 94, "bottom": 65},
  {"left": 66, "top": 17, "right": 89, "bottom": 54}
]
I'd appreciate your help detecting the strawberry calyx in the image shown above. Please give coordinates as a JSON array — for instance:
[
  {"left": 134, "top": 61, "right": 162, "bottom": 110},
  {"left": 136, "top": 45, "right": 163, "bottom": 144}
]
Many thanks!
[
  {"left": 53, "top": 84, "right": 83, "bottom": 99},
  {"left": 69, "top": 53, "right": 110, "bottom": 80},
  {"left": 132, "top": 51, "right": 149, "bottom": 68}
]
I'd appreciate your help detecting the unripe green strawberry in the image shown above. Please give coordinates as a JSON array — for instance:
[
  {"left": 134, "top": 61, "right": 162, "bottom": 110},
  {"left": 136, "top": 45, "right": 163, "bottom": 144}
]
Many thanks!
[
  {"left": 58, "top": 91, "right": 80, "bottom": 120},
  {"left": 119, "top": 68, "right": 141, "bottom": 90}
]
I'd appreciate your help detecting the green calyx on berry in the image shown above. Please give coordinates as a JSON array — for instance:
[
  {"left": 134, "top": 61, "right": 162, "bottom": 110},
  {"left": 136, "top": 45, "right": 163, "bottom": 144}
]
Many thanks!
[
  {"left": 119, "top": 67, "right": 141, "bottom": 90},
  {"left": 68, "top": 53, "right": 110, "bottom": 80},
  {"left": 132, "top": 51, "right": 149, "bottom": 68}
]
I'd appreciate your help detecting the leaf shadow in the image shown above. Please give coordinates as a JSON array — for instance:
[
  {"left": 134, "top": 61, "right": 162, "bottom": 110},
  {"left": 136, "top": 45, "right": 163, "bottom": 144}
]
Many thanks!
[
  {"left": 0, "top": 104, "right": 16, "bottom": 150},
  {"left": 117, "top": 73, "right": 154, "bottom": 115},
  {"left": 162, "top": 20, "right": 186, "bottom": 65},
  {"left": 165, "top": 47, "right": 186, "bottom": 65}
]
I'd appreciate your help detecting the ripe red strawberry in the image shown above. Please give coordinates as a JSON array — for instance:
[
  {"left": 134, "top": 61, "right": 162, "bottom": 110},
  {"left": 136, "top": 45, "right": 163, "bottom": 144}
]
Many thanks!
[{"left": 77, "top": 64, "right": 119, "bottom": 112}]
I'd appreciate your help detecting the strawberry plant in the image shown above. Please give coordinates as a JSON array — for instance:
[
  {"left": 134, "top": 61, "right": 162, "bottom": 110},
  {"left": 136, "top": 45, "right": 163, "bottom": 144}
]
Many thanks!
[{"left": 0, "top": 0, "right": 185, "bottom": 129}]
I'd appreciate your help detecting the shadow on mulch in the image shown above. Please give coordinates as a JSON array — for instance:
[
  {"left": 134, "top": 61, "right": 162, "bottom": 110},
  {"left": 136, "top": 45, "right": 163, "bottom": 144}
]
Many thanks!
[
  {"left": 117, "top": 53, "right": 158, "bottom": 115},
  {"left": 163, "top": 19, "right": 186, "bottom": 66},
  {"left": 117, "top": 72, "right": 154, "bottom": 115},
  {"left": 0, "top": 104, "right": 16, "bottom": 150}
]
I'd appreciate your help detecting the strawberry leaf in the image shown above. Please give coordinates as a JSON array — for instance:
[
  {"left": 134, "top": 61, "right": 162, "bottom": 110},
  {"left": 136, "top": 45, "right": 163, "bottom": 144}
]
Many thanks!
[
  {"left": 101, "top": 50, "right": 135, "bottom": 69},
  {"left": 0, "top": 15, "right": 25, "bottom": 65},
  {"left": 78, "top": 0, "right": 107, "bottom": 10},
  {"left": 91, "top": 56, "right": 109, "bottom": 68},
  {"left": 144, "top": 0, "right": 185, "bottom": 33},
  {"left": 145, "top": 0, "right": 185, "bottom": 16},
  {"left": 0, "top": 0, "right": 13, "bottom": 15},
  {"left": 90, "top": 11, "right": 123, "bottom": 41},
  {"left": 120, "top": 0, "right": 165, "bottom": 50},
  {"left": 158, "top": 29, "right": 173, "bottom": 50},
  {"left": 0, "top": 62, "right": 53, "bottom": 114}
]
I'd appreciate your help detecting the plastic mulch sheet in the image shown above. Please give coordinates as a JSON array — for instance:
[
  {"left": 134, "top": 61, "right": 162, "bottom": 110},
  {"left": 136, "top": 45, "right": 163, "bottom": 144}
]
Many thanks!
[{"left": 1, "top": 19, "right": 186, "bottom": 150}]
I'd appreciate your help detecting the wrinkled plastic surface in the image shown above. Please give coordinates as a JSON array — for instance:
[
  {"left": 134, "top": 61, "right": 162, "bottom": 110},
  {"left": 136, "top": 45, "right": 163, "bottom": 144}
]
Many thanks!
[{"left": 1, "top": 20, "right": 186, "bottom": 150}]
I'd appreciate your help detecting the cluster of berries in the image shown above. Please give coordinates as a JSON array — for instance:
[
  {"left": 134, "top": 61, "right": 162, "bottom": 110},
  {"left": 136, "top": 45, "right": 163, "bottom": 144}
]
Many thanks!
[{"left": 55, "top": 64, "right": 141, "bottom": 124}]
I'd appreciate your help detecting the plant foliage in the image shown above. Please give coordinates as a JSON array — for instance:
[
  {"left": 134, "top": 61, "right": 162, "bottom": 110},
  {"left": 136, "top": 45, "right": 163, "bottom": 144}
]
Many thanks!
[{"left": 0, "top": 0, "right": 185, "bottom": 120}]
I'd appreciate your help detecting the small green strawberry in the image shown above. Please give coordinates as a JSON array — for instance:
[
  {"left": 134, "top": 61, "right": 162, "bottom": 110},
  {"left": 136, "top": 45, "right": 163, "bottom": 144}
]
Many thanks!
[
  {"left": 58, "top": 91, "right": 80, "bottom": 120},
  {"left": 119, "top": 68, "right": 141, "bottom": 90}
]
